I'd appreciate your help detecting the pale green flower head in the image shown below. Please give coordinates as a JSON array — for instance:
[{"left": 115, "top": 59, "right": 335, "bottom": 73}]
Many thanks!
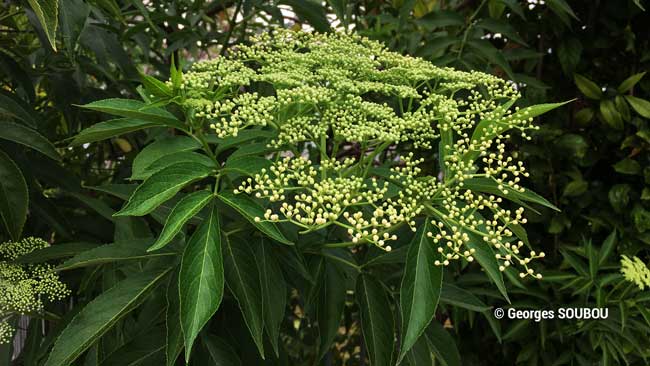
[
  {"left": 621, "top": 255, "right": 650, "bottom": 290},
  {"left": 0, "top": 237, "right": 70, "bottom": 344},
  {"left": 170, "top": 29, "right": 551, "bottom": 280}
]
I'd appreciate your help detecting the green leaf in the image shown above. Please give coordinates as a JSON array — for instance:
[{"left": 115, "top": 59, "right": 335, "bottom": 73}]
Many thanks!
[
  {"left": 149, "top": 190, "right": 213, "bottom": 252},
  {"left": 398, "top": 221, "right": 443, "bottom": 363},
  {"left": 165, "top": 271, "right": 183, "bottom": 366},
  {"left": 141, "top": 74, "right": 172, "bottom": 98},
  {"left": 418, "top": 11, "right": 464, "bottom": 28},
  {"left": 405, "top": 335, "right": 432, "bottom": 366},
  {"left": 574, "top": 74, "right": 603, "bottom": 99},
  {"left": 227, "top": 142, "right": 278, "bottom": 160},
  {"left": 57, "top": 239, "right": 174, "bottom": 271},
  {"left": 79, "top": 99, "right": 182, "bottom": 127},
  {"left": 27, "top": 0, "right": 58, "bottom": 50},
  {"left": 223, "top": 234, "right": 265, "bottom": 358},
  {"left": 256, "top": 238, "right": 287, "bottom": 357},
  {"left": 14, "top": 242, "right": 99, "bottom": 263},
  {"left": 618, "top": 72, "right": 646, "bottom": 93},
  {"left": 613, "top": 158, "right": 641, "bottom": 175},
  {"left": 503, "top": 49, "right": 543, "bottom": 61},
  {"left": 562, "top": 180, "right": 588, "bottom": 197},
  {"left": 555, "top": 133, "right": 588, "bottom": 159},
  {"left": 464, "top": 229, "right": 509, "bottom": 301},
  {"left": 547, "top": 0, "right": 578, "bottom": 23},
  {"left": 475, "top": 18, "right": 528, "bottom": 46},
  {"left": 179, "top": 204, "right": 224, "bottom": 363},
  {"left": 223, "top": 156, "right": 272, "bottom": 176},
  {"left": 364, "top": 245, "right": 408, "bottom": 267},
  {"left": 218, "top": 192, "right": 292, "bottom": 245},
  {"left": 511, "top": 100, "right": 572, "bottom": 120},
  {"left": 599, "top": 230, "right": 617, "bottom": 266},
  {"left": 467, "top": 101, "right": 571, "bottom": 163},
  {"left": 574, "top": 108, "right": 594, "bottom": 125},
  {"left": 214, "top": 129, "right": 276, "bottom": 154},
  {"left": 70, "top": 118, "right": 162, "bottom": 146},
  {"left": 316, "top": 260, "right": 346, "bottom": 361},
  {"left": 0, "top": 91, "right": 38, "bottom": 127},
  {"left": 439, "top": 283, "right": 490, "bottom": 312},
  {"left": 466, "top": 39, "right": 515, "bottom": 80},
  {"left": 643, "top": 187, "right": 650, "bottom": 200},
  {"left": 133, "top": 151, "right": 215, "bottom": 181},
  {"left": 615, "top": 95, "right": 632, "bottom": 121},
  {"left": 586, "top": 241, "right": 599, "bottom": 279},
  {"left": 0, "top": 120, "right": 60, "bottom": 160},
  {"left": 201, "top": 334, "right": 241, "bottom": 366},
  {"left": 115, "top": 163, "right": 213, "bottom": 217},
  {"left": 131, "top": 136, "right": 201, "bottom": 180},
  {"left": 357, "top": 275, "right": 394, "bottom": 366},
  {"left": 415, "top": 36, "right": 459, "bottom": 58},
  {"left": 88, "top": 183, "right": 176, "bottom": 224},
  {"left": 425, "top": 321, "right": 460, "bottom": 366},
  {"left": 99, "top": 328, "right": 165, "bottom": 365},
  {"left": 59, "top": 0, "right": 89, "bottom": 55},
  {"left": 462, "top": 177, "right": 559, "bottom": 212},
  {"left": 497, "top": 0, "right": 525, "bottom": 19},
  {"left": 557, "top": 38, "right": 582, "bottom": 76},
  {"left": 633, "top": 0, "right": 646, "bottom": 10},
  {"left": 600, "top": 100, "right": 624, "bottom": 129},
  {"left": 625, "top": 95, "right": 650, "bottom": 118},
  {"left": 278, "top": 0, "right": 331, "bottom": 32},
  {"left": 559, "top": 249, "right": 588, "bottom": 276},
  {"left": 0, "top": 150, "right": 28, "bottom": 240},
  {"left": 44, "top": 267, "right": 172, "bottom": 366},
  {"left": 609, "top": 184, "right": 631, "bottom": 212}
]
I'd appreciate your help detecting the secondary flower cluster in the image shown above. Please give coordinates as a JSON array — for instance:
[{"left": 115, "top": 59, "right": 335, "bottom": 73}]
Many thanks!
[
  {"left": 173, "top": 29, "right": 546, "bottom": 280},
  {"left": 621, "top": 255, "right": 650, "bottom": 290},
  {"left": 179, "top": 29, "right": 519, "bottom": 148},
  {"left": 0, "top": 238, "right": 70, "bottom": 344}
]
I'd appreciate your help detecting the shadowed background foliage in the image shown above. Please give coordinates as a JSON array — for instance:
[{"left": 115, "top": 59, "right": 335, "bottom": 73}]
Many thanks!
[{"left": 1, "top": 0, "right": 650, "bottom": 365}]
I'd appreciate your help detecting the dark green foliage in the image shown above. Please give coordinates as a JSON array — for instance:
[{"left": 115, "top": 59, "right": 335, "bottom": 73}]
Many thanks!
[{"left": 2, "top": 1, "right": 650, "bottom": 366}]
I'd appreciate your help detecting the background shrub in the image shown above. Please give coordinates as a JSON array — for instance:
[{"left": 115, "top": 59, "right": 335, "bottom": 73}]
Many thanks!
[{"left": 1, "top": 1, "right": 650, "bottom": 365}]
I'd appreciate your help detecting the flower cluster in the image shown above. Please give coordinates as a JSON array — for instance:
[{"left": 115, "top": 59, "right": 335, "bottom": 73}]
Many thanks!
[
  {"left": 621, "top": 255, "right": 650, "bottom": 290},
  {"left": 174, "top": 29, "right": 549, "bottom": 280},
  {"left": 179, "top": 29, "right": 520, "bottom": 146},
  {"left": 0, "top": 237, "right": 70, "bottom": 344}
]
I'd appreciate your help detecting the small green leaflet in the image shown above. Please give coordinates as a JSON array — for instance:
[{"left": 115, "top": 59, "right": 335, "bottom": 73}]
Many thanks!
[
  {"left": 218, "top": 191, "right": 292, "bottom": 245},
  {"left": 179, "top": 204, "right": 224, "bottom": 363},
  {"left": 44, "top": 267, "right": 172, "bottom": 366},
  {"left": 357, "top": 275, "right": 394, "bottom": 366},
  {"left": 398, "top": 221, "right": 443, "bottom": 363},
  {"left": 115, "top": 163, "right": 213, "bottom": 217},
  {"left": 56, "top": 239, "right": 175, "bottom": 271},
  {"left": 132, "top": 151, "right": 215, "bottom": 181},
  {"left": 0, "top": 150, "right": 28, "bottom": 240},
  {"left": 79, "top": 98, "right": 182, "bottom": 127},
  {"left": 223, "top": 234, "right": 265, "bottom": 358},
  {"left": 70, "top": 118, "right": 162, "bottom": 146},
  {"left": 148, "top": 190, "right": 213, "bottom": 251},
  {"left": 27, "top": 0, "right": 58, "bottom": 50},
  {"left": 130, "top": 136, "right": 201, "bottom": 180},
  {"left": 0, "top": 120, "right": 61, "bottom": 161}
]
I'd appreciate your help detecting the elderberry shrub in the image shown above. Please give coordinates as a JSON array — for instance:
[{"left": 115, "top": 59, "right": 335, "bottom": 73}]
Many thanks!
[{"left": 70, "top": 28, "right": 564, "bottom": 365}]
